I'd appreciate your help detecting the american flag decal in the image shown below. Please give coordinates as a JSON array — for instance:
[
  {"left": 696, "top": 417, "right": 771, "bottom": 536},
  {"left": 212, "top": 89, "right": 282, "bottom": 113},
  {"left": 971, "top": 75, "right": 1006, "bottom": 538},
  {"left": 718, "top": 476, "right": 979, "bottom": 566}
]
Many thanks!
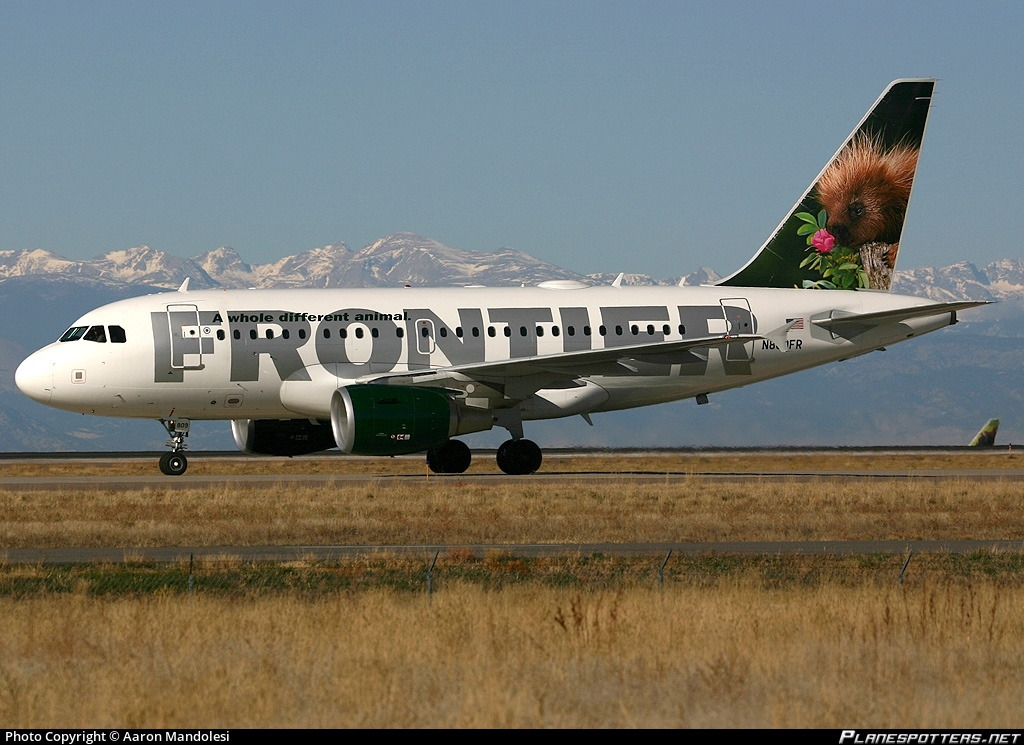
[{"left": 786, "top": 317, "right": 805, "bottom": 330}]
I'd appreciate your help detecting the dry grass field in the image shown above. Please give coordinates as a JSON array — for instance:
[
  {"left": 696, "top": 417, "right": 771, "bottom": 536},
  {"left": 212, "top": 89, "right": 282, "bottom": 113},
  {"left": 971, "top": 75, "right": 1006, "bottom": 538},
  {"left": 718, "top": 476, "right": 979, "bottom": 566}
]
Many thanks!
[{"left": 1, "top": 450, "right": 1023, "bottom": 728}]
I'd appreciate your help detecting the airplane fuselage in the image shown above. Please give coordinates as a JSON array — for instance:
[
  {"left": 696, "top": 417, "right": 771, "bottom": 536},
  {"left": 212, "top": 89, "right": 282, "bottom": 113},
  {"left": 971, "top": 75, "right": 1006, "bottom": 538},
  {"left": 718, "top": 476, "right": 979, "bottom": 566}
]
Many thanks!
[{"left": 15, "top": 283, "right": 954, "bottom": 423}]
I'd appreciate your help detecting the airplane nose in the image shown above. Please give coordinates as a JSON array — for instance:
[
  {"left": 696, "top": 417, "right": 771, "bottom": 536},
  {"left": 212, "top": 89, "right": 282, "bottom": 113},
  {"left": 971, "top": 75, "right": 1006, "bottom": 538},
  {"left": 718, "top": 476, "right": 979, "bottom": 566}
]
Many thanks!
[{"left": 15, "top": 351, "right": 53, "bottom": 404}]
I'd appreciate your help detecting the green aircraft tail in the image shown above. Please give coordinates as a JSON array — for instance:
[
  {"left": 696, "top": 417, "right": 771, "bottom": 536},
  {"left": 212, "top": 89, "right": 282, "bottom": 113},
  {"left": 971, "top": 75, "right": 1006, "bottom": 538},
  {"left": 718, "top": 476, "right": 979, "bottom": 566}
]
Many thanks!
[
  {"left": 969, "top": 419, "right": 1000, "bottom": 447},
  {"left": 718, "top": 79, "right": 935, "bottom": 291}
]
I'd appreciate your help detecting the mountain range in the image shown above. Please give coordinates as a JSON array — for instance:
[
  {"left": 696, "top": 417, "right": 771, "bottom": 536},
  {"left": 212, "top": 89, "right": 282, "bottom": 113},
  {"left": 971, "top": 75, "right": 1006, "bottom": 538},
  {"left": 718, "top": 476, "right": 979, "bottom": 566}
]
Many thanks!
[{"left": 1, "top": 234, "right": 1021, "bottom": 452}]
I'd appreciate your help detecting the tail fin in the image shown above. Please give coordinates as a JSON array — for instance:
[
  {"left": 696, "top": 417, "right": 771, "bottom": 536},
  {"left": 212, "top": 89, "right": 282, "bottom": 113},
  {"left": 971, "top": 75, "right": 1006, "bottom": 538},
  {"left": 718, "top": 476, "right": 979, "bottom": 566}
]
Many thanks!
[
  {"left": 718, "top": 78, "right": 935, "bottom": 291},
  {"left": 968, "top": 419, "right": 999, "bottom": 447}
]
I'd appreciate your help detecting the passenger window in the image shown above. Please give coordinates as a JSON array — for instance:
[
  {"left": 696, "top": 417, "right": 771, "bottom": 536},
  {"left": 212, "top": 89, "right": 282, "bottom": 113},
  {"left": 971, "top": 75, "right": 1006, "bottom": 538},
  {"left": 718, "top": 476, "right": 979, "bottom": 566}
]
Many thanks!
[
  {"left": 487, "top": 327, "right": 496, "bottom": 338},
  {"left": 84, "top": 325, "right": 106, "bottom": 343},
  {"left": 108, "top": 325, "right": 127, "bottom": 343},
  {"left": 217, "top": 330, "right": 225, "bottom": 340},
  {"left": 397, "top": 327, "right": 404, "bottom": 338}
]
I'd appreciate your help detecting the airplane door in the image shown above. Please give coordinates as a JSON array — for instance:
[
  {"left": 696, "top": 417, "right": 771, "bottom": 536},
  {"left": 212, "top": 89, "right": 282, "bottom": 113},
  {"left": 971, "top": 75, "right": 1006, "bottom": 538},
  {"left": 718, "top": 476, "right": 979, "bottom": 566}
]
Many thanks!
[
  {"left": 416, "top": 319, "right": 436, "bottom": 354},
  {"left": 166, "top": 303, "right": 204, "bottom": 369},
  {"left": 720, "top": 298, "right": 755, "bottom": 364}
]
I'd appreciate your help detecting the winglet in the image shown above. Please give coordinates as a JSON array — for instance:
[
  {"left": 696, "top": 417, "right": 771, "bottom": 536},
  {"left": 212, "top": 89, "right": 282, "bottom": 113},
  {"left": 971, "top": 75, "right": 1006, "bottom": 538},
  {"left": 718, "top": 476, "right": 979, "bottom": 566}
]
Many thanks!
[
  {"left": 718, "top": 79, "right": 936, "bottom": 291},
  {"left": 177, "top": 278, "right": 190, "bottom": 292}
]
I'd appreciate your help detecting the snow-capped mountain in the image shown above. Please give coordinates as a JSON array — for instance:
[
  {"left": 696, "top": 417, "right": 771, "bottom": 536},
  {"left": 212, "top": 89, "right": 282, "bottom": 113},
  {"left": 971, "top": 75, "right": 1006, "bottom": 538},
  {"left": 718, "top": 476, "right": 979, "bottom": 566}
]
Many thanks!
[
  {"left": 2, "top": 235, "right": 586, "bottom": 290},
  {"left": 894, "top": 260, "right": 1024, "bottom": 302},
  {"left": 0, "top": 246, "right": 218, "bottom": 289},
  {"left": 5, "top": 239, "right": 1022, "bottom": 300}
]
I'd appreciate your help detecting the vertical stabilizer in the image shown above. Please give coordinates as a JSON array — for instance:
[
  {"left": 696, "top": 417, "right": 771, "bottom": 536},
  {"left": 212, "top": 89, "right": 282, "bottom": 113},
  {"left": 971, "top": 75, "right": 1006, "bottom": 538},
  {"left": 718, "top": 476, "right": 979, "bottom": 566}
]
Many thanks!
[
  {"left": 968, "top": 419, "right": 1000, "bottom": 447},
  {"left": 719, "top": 79, "right": 935, "bottom": 291}
]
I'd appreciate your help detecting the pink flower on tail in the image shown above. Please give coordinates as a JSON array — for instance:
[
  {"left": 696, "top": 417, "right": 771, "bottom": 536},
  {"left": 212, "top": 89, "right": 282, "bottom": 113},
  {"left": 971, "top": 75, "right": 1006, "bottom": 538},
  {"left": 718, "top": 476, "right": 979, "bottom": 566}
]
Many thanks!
[{"left": 812, "top": 229, "right": 835, "bottom": 254}]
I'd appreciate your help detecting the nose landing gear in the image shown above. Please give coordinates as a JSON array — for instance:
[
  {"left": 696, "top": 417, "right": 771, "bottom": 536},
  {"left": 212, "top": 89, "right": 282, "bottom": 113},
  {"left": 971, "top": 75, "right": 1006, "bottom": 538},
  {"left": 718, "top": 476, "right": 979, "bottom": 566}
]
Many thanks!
[{"left": 159, "top": 418, "right": 190, "bottom": 476}]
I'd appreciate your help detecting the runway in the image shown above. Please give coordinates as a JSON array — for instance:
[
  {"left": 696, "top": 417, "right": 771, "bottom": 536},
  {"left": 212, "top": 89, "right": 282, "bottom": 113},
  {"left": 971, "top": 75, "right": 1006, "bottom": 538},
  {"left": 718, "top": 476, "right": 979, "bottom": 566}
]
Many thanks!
[
  {"left": 3, "top": 468, "right": 1024, "bottom": 491},
  {"left": 3, "top": 448, "right": 1024, "bottom": 491},
  {"left": 3, "top": 449, "right": 1021, "bottom": 564},
  {"left": 4, "top": 540, "right": 1024, "bottom": 565}
]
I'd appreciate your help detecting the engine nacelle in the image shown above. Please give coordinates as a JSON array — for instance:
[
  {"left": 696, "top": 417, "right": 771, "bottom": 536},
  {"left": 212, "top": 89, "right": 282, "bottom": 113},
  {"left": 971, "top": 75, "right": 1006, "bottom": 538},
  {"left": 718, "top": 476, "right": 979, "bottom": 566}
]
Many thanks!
[
  {"left": 231, "top": 418, "right": 336, "bottom": 456},
  {"left": 331, "top": 384, "right": 490, "bottom": 456}
]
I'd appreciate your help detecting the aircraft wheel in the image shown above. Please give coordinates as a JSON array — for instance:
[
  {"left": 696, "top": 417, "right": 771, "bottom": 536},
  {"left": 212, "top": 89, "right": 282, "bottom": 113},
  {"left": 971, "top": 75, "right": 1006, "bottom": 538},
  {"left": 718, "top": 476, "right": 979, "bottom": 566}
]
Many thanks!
[
  {"left": 496, "top": 439, "right": 542, "bottom": 475},
  {"left": 159, "top": 452, "right": 188, "bottom": 476},
  {"left": 426, "top": 439, "right": 472, "bottom": 474}
]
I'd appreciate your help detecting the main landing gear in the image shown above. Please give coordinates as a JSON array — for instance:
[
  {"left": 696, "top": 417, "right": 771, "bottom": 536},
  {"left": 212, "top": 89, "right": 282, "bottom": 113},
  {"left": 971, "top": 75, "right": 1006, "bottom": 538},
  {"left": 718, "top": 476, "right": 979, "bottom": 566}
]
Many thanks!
[
  {"left": 159, "top": 418, "right": 190, "bottom": 476},
  {"left": 426, "top": 439, "right": 472, "bottom": 474},
  {"left": 495, "top": 438, "right": 542, "bottom": 475},
  {"left": 425, "top": 437, "right": 543, "bottom": 475},
  {"left": 426, "top": 409, "right": 542, "bottom": 476}
]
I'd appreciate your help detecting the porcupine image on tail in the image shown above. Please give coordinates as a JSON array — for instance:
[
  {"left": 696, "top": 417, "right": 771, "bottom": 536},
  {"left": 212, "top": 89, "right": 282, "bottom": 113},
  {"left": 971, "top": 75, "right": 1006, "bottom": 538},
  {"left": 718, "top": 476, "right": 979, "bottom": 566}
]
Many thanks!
[{"left": 815, "top": 133, "right": 920, "bottom": 289}]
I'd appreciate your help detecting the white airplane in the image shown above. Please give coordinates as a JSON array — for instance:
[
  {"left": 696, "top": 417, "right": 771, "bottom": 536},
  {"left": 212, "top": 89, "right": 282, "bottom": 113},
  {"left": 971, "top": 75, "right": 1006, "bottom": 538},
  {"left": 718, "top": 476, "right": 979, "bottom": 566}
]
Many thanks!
[{"left": 15, "top": 78, "right": 987, "bottom": 476}]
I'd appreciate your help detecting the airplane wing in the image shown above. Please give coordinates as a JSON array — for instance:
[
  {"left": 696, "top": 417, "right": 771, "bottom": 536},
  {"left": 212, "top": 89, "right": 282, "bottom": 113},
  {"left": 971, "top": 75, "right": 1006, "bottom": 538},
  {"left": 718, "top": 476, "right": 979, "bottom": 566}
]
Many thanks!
[
  {"left": 811, "top": 300, "right": 991, "bottom": 332},
  {"left": 362, "top": 333, "right": 759, "bottom": 389}
]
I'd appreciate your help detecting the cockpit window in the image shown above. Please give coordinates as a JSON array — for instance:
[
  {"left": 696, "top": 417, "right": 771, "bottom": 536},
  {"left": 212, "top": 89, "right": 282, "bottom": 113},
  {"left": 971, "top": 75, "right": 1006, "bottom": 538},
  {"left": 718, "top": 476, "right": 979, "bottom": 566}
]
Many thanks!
[
  {"left": 109, "top": 325, "right": 126, "bottom": 343},
  {"left": 59, "top": 326, "right": 89, "bottom": 342},
  {"left": 83, "top": 325, "right": 106, "bottom": 343}
]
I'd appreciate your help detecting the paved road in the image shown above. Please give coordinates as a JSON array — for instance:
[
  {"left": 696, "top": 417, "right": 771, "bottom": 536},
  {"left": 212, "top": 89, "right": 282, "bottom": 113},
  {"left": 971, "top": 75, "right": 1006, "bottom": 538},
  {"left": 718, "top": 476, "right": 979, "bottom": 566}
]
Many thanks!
[
  {"left": 4, "top": 540, "right": 1023, "bottom": 565},
  {"left": 3, "top": 468, "right": 1024, "bottom": 491}
]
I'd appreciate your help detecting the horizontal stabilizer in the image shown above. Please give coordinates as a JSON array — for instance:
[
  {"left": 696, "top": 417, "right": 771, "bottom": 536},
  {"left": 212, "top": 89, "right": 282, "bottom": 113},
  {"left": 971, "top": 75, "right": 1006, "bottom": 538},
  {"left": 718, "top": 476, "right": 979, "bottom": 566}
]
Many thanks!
[{"left": 811, "top": 301, "right": 991, "bottom": 331}]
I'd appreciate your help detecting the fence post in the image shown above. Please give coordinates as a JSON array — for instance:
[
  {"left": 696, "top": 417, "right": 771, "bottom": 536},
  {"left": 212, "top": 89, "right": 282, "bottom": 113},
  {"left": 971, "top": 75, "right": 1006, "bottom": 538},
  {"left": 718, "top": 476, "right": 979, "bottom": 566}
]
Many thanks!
[
  {"left": 658, "top": 550, "right": 672, "bottom": 588},
  {"left": 898, "top": 550, "right": 912, "bottom": 585},
  {"left": 427, "top": 550, "right": 439, "bottom": 600}
]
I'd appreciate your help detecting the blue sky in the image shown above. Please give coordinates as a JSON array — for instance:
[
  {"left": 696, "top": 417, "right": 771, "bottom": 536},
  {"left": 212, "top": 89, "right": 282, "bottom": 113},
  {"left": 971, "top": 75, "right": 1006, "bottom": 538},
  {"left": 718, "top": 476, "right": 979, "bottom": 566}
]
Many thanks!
[{"left": 2, "top": 1, "right": 1022, "bottom": 279}]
